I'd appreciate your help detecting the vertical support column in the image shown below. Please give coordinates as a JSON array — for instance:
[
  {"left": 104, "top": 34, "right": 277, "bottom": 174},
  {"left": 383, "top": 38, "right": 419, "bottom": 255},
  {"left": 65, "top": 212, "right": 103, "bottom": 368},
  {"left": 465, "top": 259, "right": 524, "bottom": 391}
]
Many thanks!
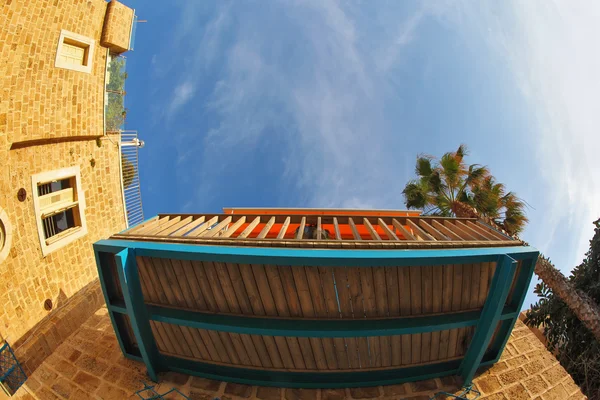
[
  {"left": 115, "top": 248, "right": 162, "bottom": 381},
  {"left": 459, "top": 255, "right": 517, "bottom": 385}
]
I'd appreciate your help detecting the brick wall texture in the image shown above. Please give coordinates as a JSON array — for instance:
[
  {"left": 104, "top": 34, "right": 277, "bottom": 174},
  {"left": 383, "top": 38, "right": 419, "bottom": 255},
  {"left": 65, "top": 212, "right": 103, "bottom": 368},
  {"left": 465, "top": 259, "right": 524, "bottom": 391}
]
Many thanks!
[
  {"left": 0, "top": 0, "right": 109, "bottom": 144},
  {"left": 0, "top": 0, "right": 130, "bottom": 375},
  {"left": 10, "top": 311, "right": 587, "bottom": 400},
  {"left": 101, "top": 0, "right": 134, "bottom": 54}
]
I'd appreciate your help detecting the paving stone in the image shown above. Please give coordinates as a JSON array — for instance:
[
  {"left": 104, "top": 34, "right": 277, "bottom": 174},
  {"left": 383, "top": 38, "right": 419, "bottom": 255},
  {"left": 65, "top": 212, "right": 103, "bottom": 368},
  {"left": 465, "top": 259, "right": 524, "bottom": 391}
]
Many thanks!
[
  {"left": 477, "top": 375, "right": 501, "bottom": 394},
  {"left": 409, "top": 379, "right": 438, "bottom": 393},
  {"left": 224, "top": 382, "right": 253, "bottom": 398},
  {"left": 74, "top": 353, "right": 109, "bottom": 375},
  {"left": 72, "top": 371, "right": 102, "bottom": 392},
  {"left": 96, "top": 382, "right": 129, "bottom": 400},
  {"left": 321, "top": 388, "right": 346, "bottom": 400},
  {"left": 349, "top": 386, "right": 381, "bottom": 398},
  {"left": 503, "top": 383, "right": 529, "bottom": 400},
  {"left": 256, "top": 386, "right": 283, "bottom": 400},
  {"left": 190, "top": 376, "right": 222, "bottom": 392},
  {"left": 285, "top": 388, "right": 321, "bottom": 400},
  {"left": 381, "top": 384, "right": 407, "bottom": 397},
  {"left": 499, "top": 368, "right": 526, "bottom": 386},
  {"left": 522, "top": 375, "right": 548, "bottom": 396}
]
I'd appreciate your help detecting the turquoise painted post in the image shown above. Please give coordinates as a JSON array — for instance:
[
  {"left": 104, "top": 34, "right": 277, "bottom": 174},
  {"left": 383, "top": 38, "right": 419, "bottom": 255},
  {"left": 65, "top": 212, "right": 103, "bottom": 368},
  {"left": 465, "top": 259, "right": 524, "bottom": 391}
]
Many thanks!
[
  {"left": 458, "top": 254, "right": 517, "bottom": 384},
  {"left": 114, "top": 248, "right": 162, "bottom": 381}
]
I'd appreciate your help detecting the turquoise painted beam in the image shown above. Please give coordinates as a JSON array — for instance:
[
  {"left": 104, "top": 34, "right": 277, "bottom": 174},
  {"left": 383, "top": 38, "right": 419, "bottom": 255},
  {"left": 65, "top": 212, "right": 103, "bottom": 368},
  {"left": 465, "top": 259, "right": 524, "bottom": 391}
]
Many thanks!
[
  {"left": 114, "top": 248, "right": 163, "bottom": 381},
  {"left": 458, "top": 254, "right": 518, "bottom": 384},
  {"left": 164, "top": 355, "right": 463, "bottom": 388},
  {"left": 95, "top": 239, "right": 538, "bottom": 267},
  {"left": 147, "top": 304, "right": 519, "bottom": 338}
]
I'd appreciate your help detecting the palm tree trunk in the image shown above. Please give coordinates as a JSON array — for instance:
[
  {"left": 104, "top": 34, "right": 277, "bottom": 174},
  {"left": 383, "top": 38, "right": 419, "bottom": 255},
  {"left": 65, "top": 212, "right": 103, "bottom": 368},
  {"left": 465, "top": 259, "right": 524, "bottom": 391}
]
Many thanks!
[
  {"left": 452, "top": 202, "right": 600, "bottom": 341},
  {"left": 534, "top": 256, "right": 600, "bottom": 342}
]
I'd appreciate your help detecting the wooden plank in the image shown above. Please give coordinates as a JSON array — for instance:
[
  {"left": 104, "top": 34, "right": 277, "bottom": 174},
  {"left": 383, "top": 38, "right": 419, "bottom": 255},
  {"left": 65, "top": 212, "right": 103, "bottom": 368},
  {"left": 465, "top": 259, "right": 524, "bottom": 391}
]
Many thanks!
[
  {"left": 373, "top": 266, "right": 391, "bottom": 367},
  {"left": 363, "top": 218, "right": 381, "bottom": 240},
  {"left": 359, "top": 267, "right": 381, "bottom": 367},
  {"left": 139, "top": 216, "right": 170, "bottom": 235},
  {"left": 188, "top": 216, "right": 218, "bottom": 237},
  {"left": 292, "top": 266, "right": 328, "bottom": 370},
  {"left": 419, "top": 220, "right": 449, "bottom": 241},
  {"left": 201, "top": 216, "right": 233, "bottom": 238},
  {"left": 332, "top": 267, "right": 360, "bottom": 369},
  {"left": 125, "top": 216, "right": 159, "bottom": 235},
  {"left": 220, "top": 216, "right": 246, "bottom": 238},
  {"left": 296, "top": 217, "right": 306, "bottom": 239},
  {"left": 378, "top": 218, "right": 398, "bottom": 241},
  {"left": 421, "top": 265, "right": 433, "bottom": 362},
  {"left": 152, "top": 216, "right": 183, "bottom": 236},
  {"left": 250, "top": 265, "right": 294, "bottom": 369},
  {"left": 430, "top": 265, "right": 443, "bottom": 361},
  {"left": 409, "top": 266, "right": 422, "bottom": 364},
  {"left": 180, "top": 260, "right": 209, "bottom": 310},
  {"left": 316, "top": 217, "right": 322, "bottom": 240},
  {"left": 238, "top": 216, "right": 261, "bottom": 238},
  {"left": 277, "top": 217, "right": 291, "bottom": 239},
  {"left": 455, "top": 221, "right": 489, "bottom": 240},
  {"left": 443, "top": 220, "right": 476, "bottom": 241},
  {"left": 333, "top": 217, "right": 341, "bottom": 240},
  {"left": 470, "top": 263, "right": 482, "bottom": 309},
  {"left": 318, "top": 267, "right": 350, "bottom": 369},
  {"left": 478, "top": 262, "right": 491, "bottom": 307},
  {"left": 473, "top": 221, "right": 511, "bottom": 241},
  {"left": 407, "top": 219, "right": 435, "bottom": 241},
  {"left": 398, "top": 265, "right": 412, "bottom": 365},
  {"left": 466, "top": 221, "right": 503, "bottom": 240},
  {"left": 393, "top": 219, "right": 415, "bottom": 241},
  {"left": 438, "top": 264, "right": 454, "bottom": 360},
  {"left": 348, "top": 218, "right": 362, "bottom": 240},
  {"left": 136, "top": 256, "right": 158, "bottom": 303},
  {"left": 456, "top": 262, "right": 473, "bottom": 360},
  {"left": 173, "top": 216, "right": 205, "bottom": 237},
  {"left": 305, "top": 266, "right": 338, "bottom": 369},
  {"left": 170, "top": 259, "right": 198, "bottom": 309},
  {"left": 257, "top": 217, "right": 275, "bottom": 239},
  {"left": 432, "top": 220, "right": 463, "bottom": 241},
  {"left": 346, "top": 267, "right": 369, "bottom": 367},
  {"left": 385, "top": 267, "right": 402, "bottom": 366},
  {"left": 157, "top": 216, "right": 193, "bottom": 236}
]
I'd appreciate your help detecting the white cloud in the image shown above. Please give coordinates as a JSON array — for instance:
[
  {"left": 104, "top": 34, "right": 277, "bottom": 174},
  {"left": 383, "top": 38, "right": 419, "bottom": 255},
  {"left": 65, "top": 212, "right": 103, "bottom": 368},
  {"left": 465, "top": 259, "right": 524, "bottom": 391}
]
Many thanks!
[{"left": 167, "top": 81, "right": 195, "bottom": 118}]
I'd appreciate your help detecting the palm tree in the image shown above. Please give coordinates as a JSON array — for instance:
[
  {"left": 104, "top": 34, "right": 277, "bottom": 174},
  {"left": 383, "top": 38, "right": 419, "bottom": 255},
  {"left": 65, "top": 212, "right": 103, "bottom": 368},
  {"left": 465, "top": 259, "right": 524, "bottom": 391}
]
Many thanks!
[
  {"left": 402, "top": 144, "right": 528, "bottom": 235},
  {"left": 403, "top": 145, "right": 600, "bottom": 342}
]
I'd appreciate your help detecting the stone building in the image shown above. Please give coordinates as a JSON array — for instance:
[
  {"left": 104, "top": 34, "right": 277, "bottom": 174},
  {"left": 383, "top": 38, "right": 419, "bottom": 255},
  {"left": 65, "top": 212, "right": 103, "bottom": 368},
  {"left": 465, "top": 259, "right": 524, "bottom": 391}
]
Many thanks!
[
  {"left": 0, "top": 1, "right": 590, "bottom": 400},
  {"left": 0, "top": 0, "right": 134, "bottom": 395}
]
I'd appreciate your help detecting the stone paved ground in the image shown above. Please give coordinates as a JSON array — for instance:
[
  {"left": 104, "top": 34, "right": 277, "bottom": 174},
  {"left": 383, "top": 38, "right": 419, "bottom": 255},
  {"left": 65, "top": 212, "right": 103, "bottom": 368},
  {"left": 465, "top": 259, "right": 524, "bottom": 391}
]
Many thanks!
[{"left": 11, "top": 308, "right": 585, "bottom": 400}]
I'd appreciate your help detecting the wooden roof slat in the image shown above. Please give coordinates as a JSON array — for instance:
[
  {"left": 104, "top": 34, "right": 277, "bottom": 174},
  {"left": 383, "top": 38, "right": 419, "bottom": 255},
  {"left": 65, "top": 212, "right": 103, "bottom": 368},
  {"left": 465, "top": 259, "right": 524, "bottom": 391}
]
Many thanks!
[
  {"left": 348, "top": 218, "right": 362, "bottom": 240},
  {"left": 277, "top": 217, "right": 291, "bottom": 239},
  {"left": 431, "top": 220, "right": 463, "bottom": 241},
  {"left": 392, "top": 219, "right": 415, "bottom": 241},
  {"left": 157, "top": 216, "right": 193, "bottom": 236},
  {"left": 202, "top": 216, "right": 233, "bottom": 238},
  {"left": 126, "top": 216, "right": 159, "bottom": 235},
  {"left": 443, "top": 220, "right": 476, "bottom": 241},
  {"left": 189, "top": 216, "right": 219, "bottom": 237},
  {"left": 468, "top": 221, "right": 509, "bottom": 241},
  {"left": 296, "top": 217, "right": 306, "bottom": 240},
  {"left": 363, "top": 218, "right": 381, "bottom": 240},
  {"left": 257, "top": 217, "right": 276, "bottom": 239},
  {"left": 317, "top": 217, "right": 323, "bottom": 240},
  {"left": 455, "top": 221, "right": 489, "bottom": 240},
  {"left": 333, "top": 217, "right": 341, "bottom": 240},
  {"left": 419, "top": 220, "right": 449, "bottom": 241},
  {"left": 239, "top": 217, "right": 261, "bottom": 238},
  {"left": 378, "top": 218, "right": 399, "bottom": 241},
  {"left": 407, "top": 219, "right": 435, "bottom": 241},
  {"left": 139, "top": 216, "right": 171, "bottom": 235},
  {"left": 220, "top": 216, "right": 247, "bottom": 238}
]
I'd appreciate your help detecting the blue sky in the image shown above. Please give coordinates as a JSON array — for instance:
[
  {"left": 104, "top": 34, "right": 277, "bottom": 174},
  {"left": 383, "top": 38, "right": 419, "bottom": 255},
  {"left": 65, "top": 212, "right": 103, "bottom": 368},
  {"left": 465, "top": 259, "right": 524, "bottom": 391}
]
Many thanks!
[{"left": 124, "top": 1, "right": 599, "bottom": 307}]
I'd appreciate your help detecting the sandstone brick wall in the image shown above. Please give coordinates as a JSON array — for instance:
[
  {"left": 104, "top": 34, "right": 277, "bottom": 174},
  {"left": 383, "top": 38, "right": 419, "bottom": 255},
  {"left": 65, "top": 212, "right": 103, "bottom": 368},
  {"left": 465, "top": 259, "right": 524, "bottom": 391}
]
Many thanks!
[
  {"left": 0, "top": 137, "right": 126, "bottom": 349},
  {"left": 0, "top": 0, "right": 129, "bottom": 376},
  {"left": 10, "top": 310, "right": 588, "bottom": 399},
  {"left": 101, "top": 0, "right": 135, "bottom": 54},
  {"left": 0, "top": 0, "right": 108, "bottom": 144}
]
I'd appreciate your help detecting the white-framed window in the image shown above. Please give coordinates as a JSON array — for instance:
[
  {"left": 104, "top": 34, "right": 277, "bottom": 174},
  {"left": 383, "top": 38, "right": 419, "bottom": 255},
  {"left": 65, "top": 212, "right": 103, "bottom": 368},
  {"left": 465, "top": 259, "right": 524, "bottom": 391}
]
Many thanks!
[
  {"left": 32, "top": 166, "right": 88, "bottom": 256},
  {"left": 54, "top": 30, "right": 95, "bottom": 74}
]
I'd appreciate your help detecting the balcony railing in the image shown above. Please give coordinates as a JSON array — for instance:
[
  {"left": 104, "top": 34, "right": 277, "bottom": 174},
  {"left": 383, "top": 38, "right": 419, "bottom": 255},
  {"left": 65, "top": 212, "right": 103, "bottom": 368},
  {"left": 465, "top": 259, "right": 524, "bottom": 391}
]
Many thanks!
[
  {"left": 119, "top": 132, "right": 144, "bottom": 228},
  {"left": 114, "top": 212, "right": 518, "bottom": 249}
]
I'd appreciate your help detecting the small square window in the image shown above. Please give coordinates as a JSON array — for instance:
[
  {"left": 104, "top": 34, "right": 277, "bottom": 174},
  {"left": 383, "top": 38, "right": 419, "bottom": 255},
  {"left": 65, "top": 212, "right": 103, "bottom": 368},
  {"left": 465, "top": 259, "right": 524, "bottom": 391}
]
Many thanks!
[
  {"left": 32, "top": 166, "right": 88, "bottom": 256},
  {"left": 55, "top": 30, "right": 95, "bottom": 73}
]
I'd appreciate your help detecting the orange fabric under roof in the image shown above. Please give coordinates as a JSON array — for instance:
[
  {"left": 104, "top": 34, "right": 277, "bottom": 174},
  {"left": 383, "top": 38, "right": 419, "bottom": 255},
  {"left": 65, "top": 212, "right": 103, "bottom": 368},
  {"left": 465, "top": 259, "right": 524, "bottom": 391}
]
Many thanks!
[{"left": 222, "top": 208, "right": 422, "bottom": 217}]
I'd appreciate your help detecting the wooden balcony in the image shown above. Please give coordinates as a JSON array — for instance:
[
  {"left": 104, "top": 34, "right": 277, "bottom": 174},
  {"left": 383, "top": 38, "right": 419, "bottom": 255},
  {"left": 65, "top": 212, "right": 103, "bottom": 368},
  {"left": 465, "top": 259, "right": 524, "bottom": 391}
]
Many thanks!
[
  {"left": 95, "top": 209, "right": 536, "bottom": 389},
  {"left": 113, "top": 210, "right": 518, "bottom": 250}
]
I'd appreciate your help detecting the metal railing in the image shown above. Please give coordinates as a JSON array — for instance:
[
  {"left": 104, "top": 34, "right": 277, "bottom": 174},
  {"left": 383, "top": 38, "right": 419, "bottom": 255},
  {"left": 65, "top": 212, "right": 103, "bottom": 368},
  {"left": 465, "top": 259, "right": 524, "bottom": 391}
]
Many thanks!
[{"left": 119, "top": 131, "right": 144, "bottom": 228}]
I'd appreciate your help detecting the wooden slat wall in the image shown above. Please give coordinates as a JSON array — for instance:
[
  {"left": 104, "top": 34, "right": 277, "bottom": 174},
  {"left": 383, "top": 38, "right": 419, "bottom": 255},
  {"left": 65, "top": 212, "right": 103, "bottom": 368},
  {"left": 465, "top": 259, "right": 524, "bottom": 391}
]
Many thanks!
[
  {"left": 115, "top": 214, "right": 518, "bottom": 250},
  {"left": 150, "top": 321, "right": 471, "bottom": 371}
]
